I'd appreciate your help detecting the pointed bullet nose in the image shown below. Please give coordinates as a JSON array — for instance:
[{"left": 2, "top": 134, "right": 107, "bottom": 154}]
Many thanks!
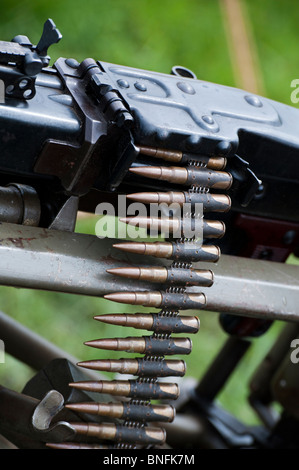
[
  {"left": 68, "top": 422, "right": 90, "bottom": 434},
  {"left": 127, "top": 191, "right": 184, "bottom": 205},
  {"left": 46, "top": 443, "right": 73, "bottom": 449},
  {"left": 106, "top": 267, "right": 141, "bottom": 279},
  {"left": 46, "top": 442, "right": 107, "bottom": 449},
  {"left": 104, "top": 292, "right": 137, "bottom": 304},
  {"left": 65, "top": 402, "right": 84, "bottom": 411},
  {"left": 129, "top": 166, "right": 162, "bottom": 179},
  {"left": 94, "top": 314, "right": 126, "bottom": 326},
  {"left": 68, "top": 381, "right": 104, "bottom": 393},
  {"left": 112, "top": 242, "right": 146, "bottom": 254},
  {"left": 119, "top": 216, "right": 181, "bottom": 232},
  {"left": 65, "top": 402, "right": 99, "bottom": 414},
  {"left": 104, "top": 291, "right": 162, "bottom": 307},
  {"left": 119, "top": 217, "right": 134, "bottom": 224},
  {"left": 77, "top": 360, "right": 111, "bottom": 371},
  {"left": 126, "top": 192, "right": 159, "bottom": 204},
  {"left": 84, "top": 338, "right": 118, "bottom": 350}
]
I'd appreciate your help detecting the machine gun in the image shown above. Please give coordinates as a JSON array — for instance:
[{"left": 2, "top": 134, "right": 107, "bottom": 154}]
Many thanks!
[{"left": 0, "top": 19, "right": 299, "bottom": 450}]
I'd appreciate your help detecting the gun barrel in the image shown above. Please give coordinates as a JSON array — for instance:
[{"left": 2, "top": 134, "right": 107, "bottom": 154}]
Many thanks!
[{"left": 129, "top": 165, "right": 233, "bottom": 190}]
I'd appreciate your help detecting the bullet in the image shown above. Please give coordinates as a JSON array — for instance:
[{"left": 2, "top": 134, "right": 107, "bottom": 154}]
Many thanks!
[
  {"left": 113, "top": 241, "right": 220, "bottom": 262},
  {"left": 127, "top": 191, "right": 231, "bottom": 212},
  {"left": 70, "top": 422, "right": 166, "bottom": 445},
  {"left": 104, "top": 291, "right": 162, "bottom": 307},
  {"left": 138, "top": 146, "right": 228, "bottom": 169},
  {"left": 119, "top": 216, "right": 225, "bottom": 238},
  {"left": 138, "top": 145, "right": 183, "bottom": 163},
  {"left": 107, "top": 266, "right": 214, "bottom": 287},
  {"left": 104, "top": 291, "right": 207, "bottom": 310},
  {"left": 95, "top": 312, "right": 155, "bottom": 329},
  {"left": 46, "top": 442, "right": 109, "bottom": 449},
  {"left": 127, "top": 190, "right": 186, "bottom": 205},
  {"left": 69, "top": 379, "right": 180, "bottom": 400},
  {"left": 84, "top": 336, "right": 192, "bottom": 355},
  {"left": 94, "top": 313, "right": 200, "bottom": 334},
  {"left": 107, "top": 266, "right": 168, "bottom": 282},
  {"left": 77, "top": 357, "right": 186, "bottom": 377},
  {"left": 137, "top": 145, "right": 227, "bottom": 170},
  {"left": 129, "top": 165, "right": 232, "bottom": 190},
  {"left": 65, "top": 401, "right": 175, "bottom": 422},
  {"left": 171, "top": 240, "right": 221, "bottom": 262}
]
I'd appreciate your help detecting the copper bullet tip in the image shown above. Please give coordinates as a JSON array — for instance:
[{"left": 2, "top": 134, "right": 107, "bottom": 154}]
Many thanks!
[
  {"left": 65, "top": 402, "right": 100, "bottom": 413},
  {"left": 69, "top": 381, "right": 101, "bottom": 391},
  {"left": 84, "top": 338, "right": 118, "bottom": 350},
  {"left": 113, "top": 242, "right": 150, "bottom": 257},
  {"left": 112, "top": 242, "right": 145, "bottom": 254},
  {"left": 104, "top": 292, "right": 137, "bottom": 303},
  {"left": 119, "top": 216, "right": 181, "bottom": 233},
  {"left": 45, "top": 443, "right": 63, "bottom": 449},
  {"left": 94, "top": 314, "right": 126, "bottom": 326},
  {"left": 104, "top": 291, "right": 162, "bottom": 307},
  {"left": 119, "top": 217, "right": 136, "bottom": 224},
  {"left": 45, "top": 443, "right": 74, "bottom": 450},
  {"left": 129, "top": 165, "right": 187, "bottom": 184},
  {"left": 69, "top": 422, "right": 166, "bottom": 445},
  {"left": 126, "top": 192, "right": 160, "bottom": 204},
  {"left": 129, "top": 166, "right": 162, "bottom": 178},
  {"left": 46, "top": 442, "right": 108, "bottom": 449},
  {"left": 126, "top": 191, "right": 185, "bottom": 205},
  {"left": 106, "top": 267, "right": 141, "bottom": 279},
  {"left": 113, "top": 241, "right": 173, "bottom": 258},
  {"left": 77, "top": 360, "right": 112, "bottom": 371}
]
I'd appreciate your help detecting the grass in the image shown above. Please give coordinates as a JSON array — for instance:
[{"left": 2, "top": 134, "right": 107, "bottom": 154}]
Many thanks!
[{"left": 0, "top": 0, "right": 299, "bottom": 430}]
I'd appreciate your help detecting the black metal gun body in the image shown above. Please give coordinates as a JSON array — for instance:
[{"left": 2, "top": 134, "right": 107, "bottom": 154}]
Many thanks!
[{"left": 1, "top": 47, "right": 299, "bottom": 229}]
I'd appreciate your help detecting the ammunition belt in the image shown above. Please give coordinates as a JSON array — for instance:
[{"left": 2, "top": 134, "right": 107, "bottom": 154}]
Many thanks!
[{"left": 48, "top": 145, "right": 232, "bottom": 449}]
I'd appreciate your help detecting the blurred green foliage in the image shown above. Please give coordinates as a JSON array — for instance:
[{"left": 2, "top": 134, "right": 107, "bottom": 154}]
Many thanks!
[
  {"left": 247, "top": 0, "right": 299, "bottom": 103},
  {"left": 0, "top": 0, "right": 298, "bottom": 427}
]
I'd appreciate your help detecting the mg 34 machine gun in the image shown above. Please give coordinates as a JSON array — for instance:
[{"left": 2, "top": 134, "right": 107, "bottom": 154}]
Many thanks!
[{"left": 0, "top": 19, "right": 299, "bottom": 450}]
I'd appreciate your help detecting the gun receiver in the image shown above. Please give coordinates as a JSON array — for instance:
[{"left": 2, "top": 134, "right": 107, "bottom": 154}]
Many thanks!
[{"left": 1, "top": 19, "right": 299, "bottom": 450}]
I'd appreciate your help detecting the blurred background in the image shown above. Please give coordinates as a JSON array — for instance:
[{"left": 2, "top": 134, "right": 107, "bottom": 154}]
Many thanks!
[{"left": 0, "top": 0, "right": 298, "bottom": 426}]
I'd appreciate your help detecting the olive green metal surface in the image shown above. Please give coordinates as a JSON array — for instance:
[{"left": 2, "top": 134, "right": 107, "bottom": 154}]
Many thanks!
[{"left": 0, "top": 222, "right": 298, "bottom": 322}]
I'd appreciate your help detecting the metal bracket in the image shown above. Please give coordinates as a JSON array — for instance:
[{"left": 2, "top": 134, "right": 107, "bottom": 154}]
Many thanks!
[
  {"left": 0, "top": 222, "right": 298, "bottom": 321},
  {"left": 0, "top": 386, "right": 74, "bottom": 448},
  {"left": 31, "top": 390, "right": 75, "bottom": 442}
]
